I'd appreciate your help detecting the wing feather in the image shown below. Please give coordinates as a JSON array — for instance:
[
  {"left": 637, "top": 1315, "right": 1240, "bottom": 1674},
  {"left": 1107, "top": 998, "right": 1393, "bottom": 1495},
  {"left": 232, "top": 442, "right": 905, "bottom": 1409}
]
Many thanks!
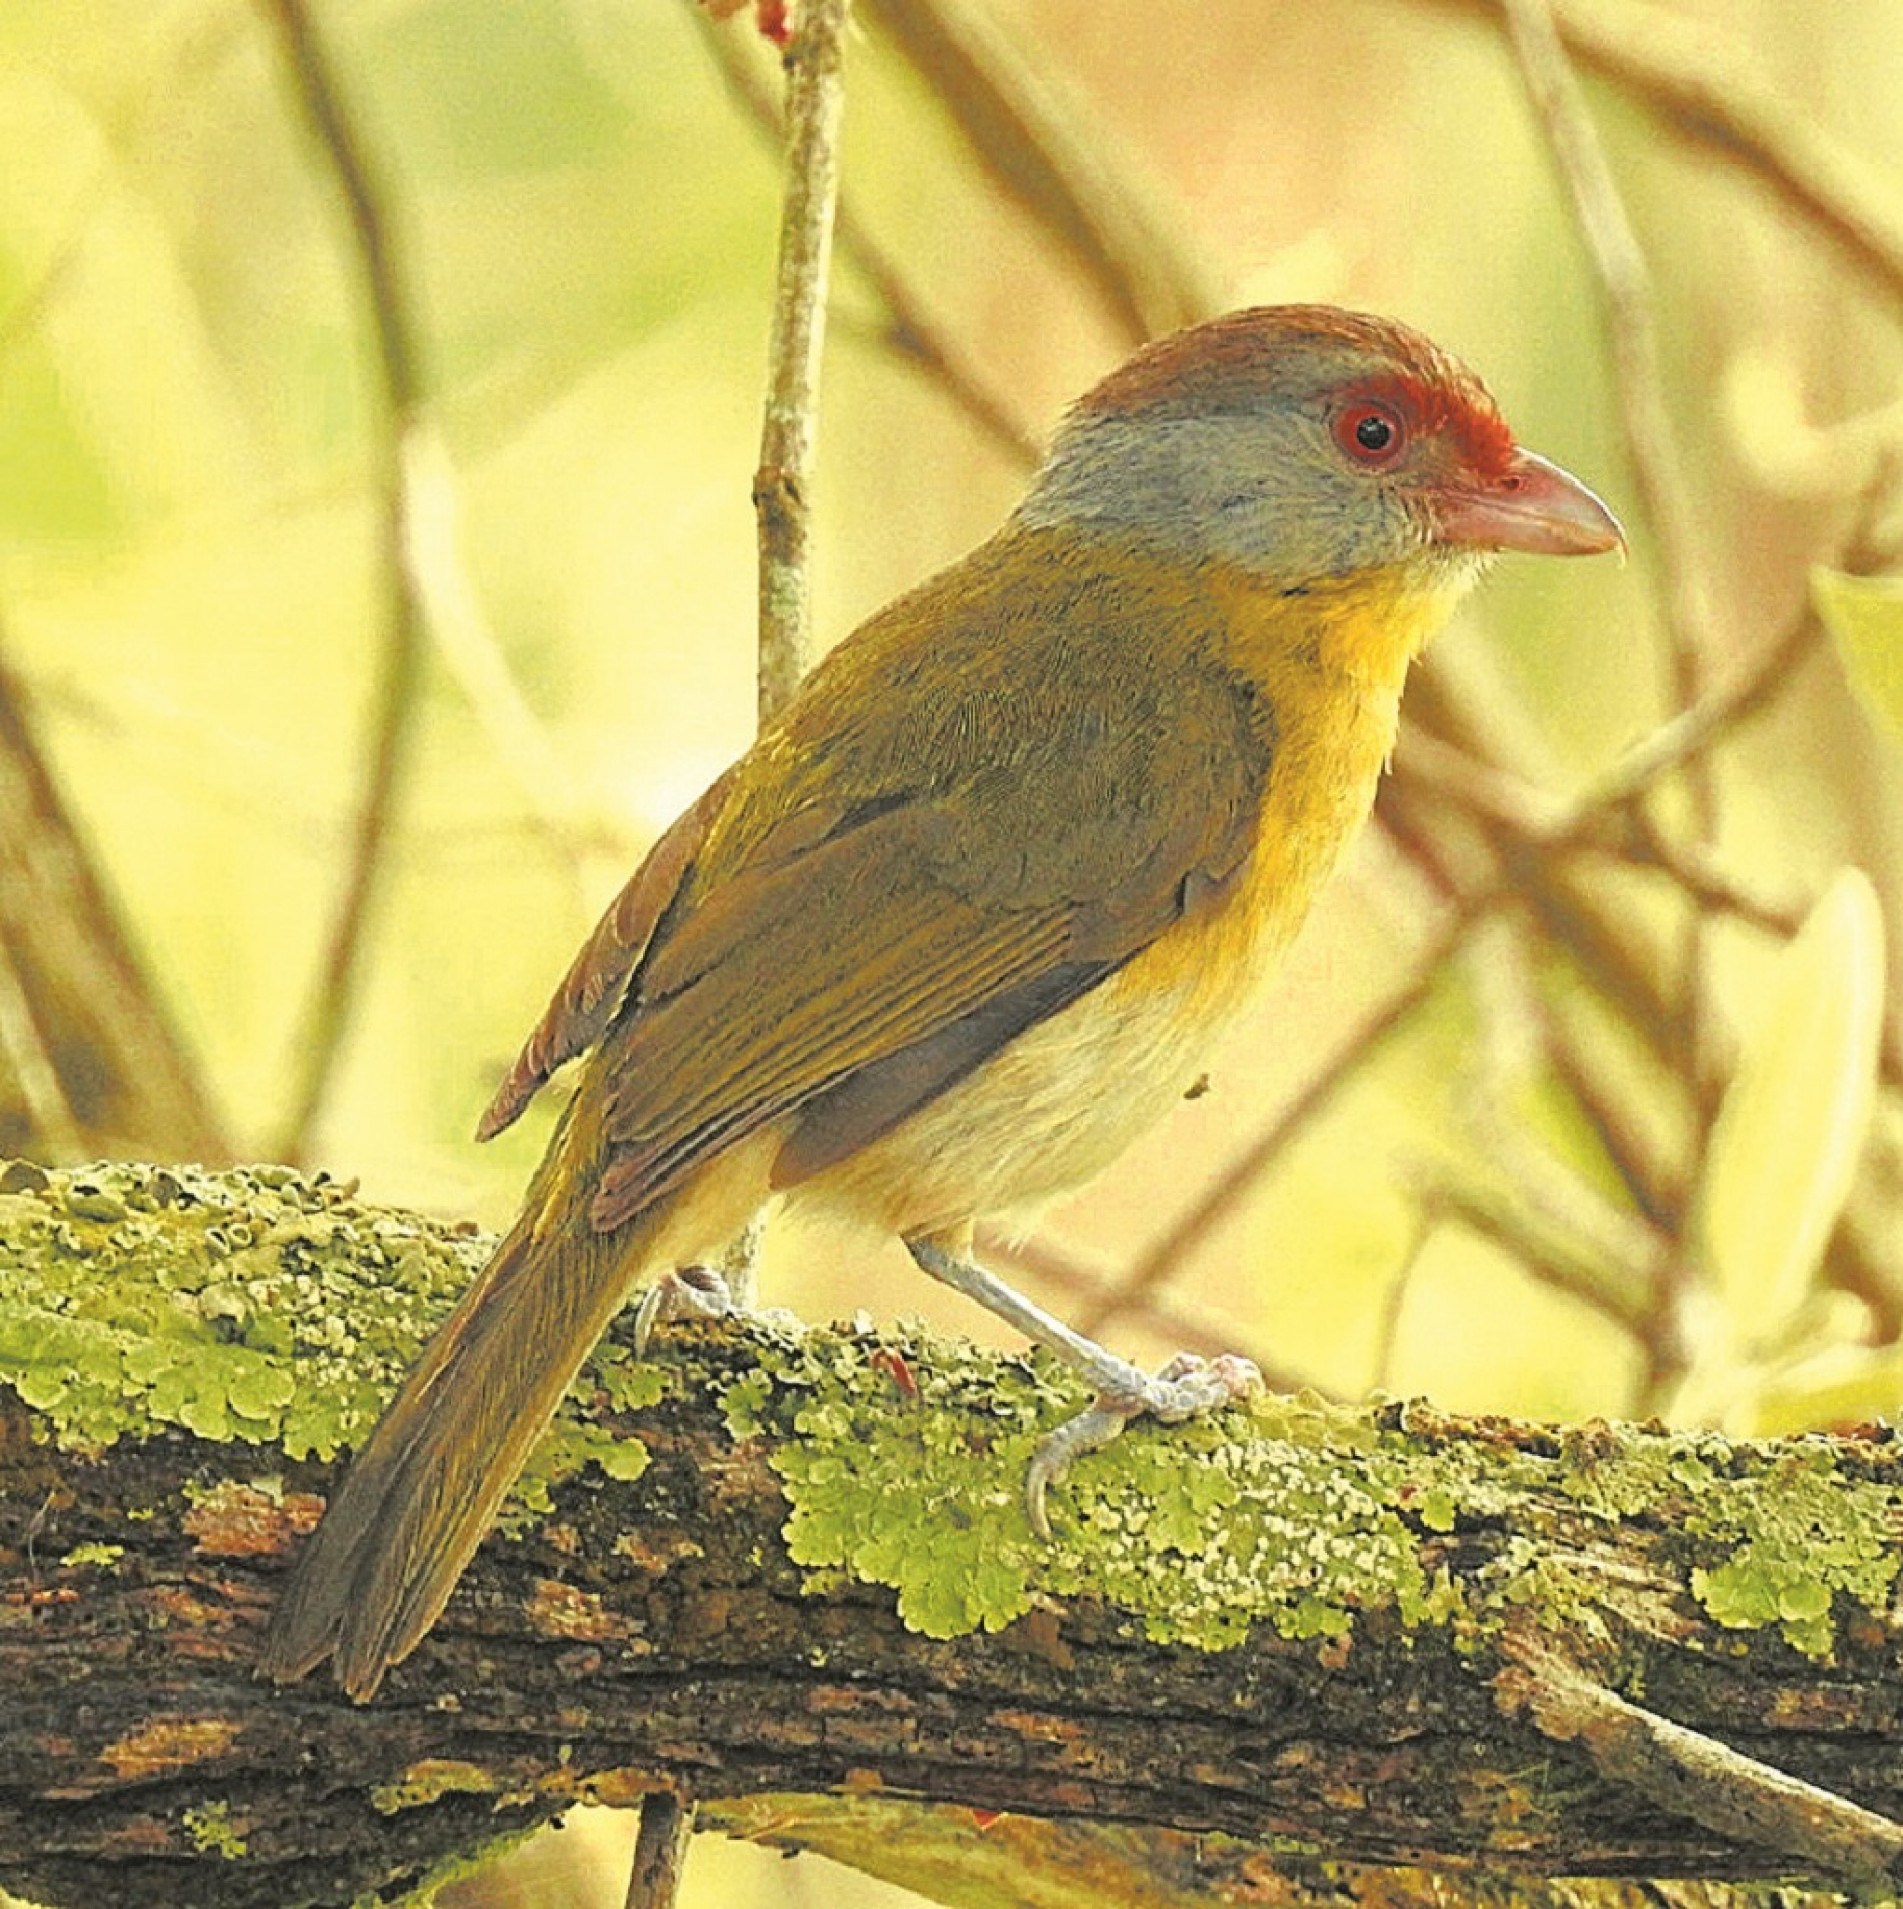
[
  {"left": 475, "top": 769, "right": 735, "bottom": 1141},
  {"left": 480, "top": 530, "right": 1281, "bottom": 1236},
  {"left": 591, "top": 811, "right": 1077, "bottom": 1226}
]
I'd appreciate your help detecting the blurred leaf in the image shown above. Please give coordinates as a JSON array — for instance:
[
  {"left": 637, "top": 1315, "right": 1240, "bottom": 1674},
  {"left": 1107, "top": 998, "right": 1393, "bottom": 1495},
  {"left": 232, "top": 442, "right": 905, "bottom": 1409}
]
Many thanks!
[
  {"left": 1751, "top": 1337, "right": 1903, "bottom": 1440},
  {"left": 1695, "top": 868, "right": 1886, "bottom": 1351},
  {"left": 1813, "top": 566, "right": 1903, "bottom": 747}
]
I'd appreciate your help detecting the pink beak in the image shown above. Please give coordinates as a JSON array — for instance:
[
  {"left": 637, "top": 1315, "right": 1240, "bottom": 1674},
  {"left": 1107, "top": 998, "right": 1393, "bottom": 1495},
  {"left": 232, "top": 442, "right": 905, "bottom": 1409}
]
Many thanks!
[{"left": 1430, "top": 448, "right": 1625, "bottom": 557}]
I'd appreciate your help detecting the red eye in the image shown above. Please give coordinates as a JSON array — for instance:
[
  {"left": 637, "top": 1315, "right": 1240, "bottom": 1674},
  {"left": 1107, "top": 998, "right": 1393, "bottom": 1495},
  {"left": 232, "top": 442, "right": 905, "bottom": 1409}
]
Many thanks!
[{"left": 1335, "top": 401, "right": 1405, "bottom": 465}]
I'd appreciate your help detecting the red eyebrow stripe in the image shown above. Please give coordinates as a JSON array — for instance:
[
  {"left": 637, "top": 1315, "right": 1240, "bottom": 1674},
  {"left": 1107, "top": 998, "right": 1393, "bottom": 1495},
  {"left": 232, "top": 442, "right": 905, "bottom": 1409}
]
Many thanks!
[{"left": 1357, "top": 370, "right": 1517, "bottom": 480}]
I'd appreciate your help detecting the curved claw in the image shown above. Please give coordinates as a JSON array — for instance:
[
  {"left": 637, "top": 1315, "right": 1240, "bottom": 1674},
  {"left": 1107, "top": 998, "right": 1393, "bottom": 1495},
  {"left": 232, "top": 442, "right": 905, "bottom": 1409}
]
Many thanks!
[
  {"left": 1024, "top": 1351, "right": 1266, "bottom": 1539},
  {"left": 630, "top": 1264, "right": 737, "bottom": 1359},
  {"left": 1026, "top": 1400, "right": 1138, "bottom": 1540}
]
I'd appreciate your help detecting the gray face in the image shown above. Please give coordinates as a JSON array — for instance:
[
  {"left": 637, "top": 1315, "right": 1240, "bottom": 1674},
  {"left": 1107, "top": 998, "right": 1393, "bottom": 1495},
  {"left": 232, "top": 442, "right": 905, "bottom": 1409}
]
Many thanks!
[
  {"left": 1015, "top": 399, "right": 1434, "bottom": 589},
  {"left": 1013, "top": 314, "right": 1513, "bottom": 592}
]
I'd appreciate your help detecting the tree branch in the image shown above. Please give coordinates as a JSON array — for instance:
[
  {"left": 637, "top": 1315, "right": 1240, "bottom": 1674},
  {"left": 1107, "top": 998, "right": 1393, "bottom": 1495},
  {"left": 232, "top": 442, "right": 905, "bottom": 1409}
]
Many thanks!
[
  {"left": 692, "top": 5, "right": 1044, "bottom": 472},
  {"left": 6, "top": 1164, "right": 1903, "bottom": 1907},
  {"left": 260, "top": 0, "right": 429, "bottom": 1165},
  {"left": 860, "top": 0, "right": 1219, "bottom": 344}
]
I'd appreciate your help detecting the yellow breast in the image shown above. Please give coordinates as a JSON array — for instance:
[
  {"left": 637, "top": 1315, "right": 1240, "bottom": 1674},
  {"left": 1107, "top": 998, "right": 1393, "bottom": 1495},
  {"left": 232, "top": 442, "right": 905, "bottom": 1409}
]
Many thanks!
[
  {"left": 1113, "top": 558, "right": 1460, "bottom": 1020},
  {"left": 803, "top": 556, "right": 1477, "bottom": 1239}
]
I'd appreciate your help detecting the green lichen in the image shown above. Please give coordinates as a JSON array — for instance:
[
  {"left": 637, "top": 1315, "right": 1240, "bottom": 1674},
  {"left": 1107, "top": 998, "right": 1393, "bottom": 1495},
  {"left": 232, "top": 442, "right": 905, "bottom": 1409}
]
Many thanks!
[
  {"left": 1546, "top": 1422, "right": 1900, "bottom": 1658},
  {"left": 1684, "top": 1444, "right": 1897, "bottom": 1656},
  {"left": 738, "top": 1325, "right": 1465, "bottom": 1651},
  {"left": 728, "top": 1332, "right": 1903, "bottom": 1662},
  {"left": 0, "top": 1161, "right": 650, "bottom": 1499},
  {"left": 720, "top": 1368, "right": 774, "bottom": 1441},
  {"left": 356, "top": 1821, "right": 546, "bottom": 1909},
  {"left": 1556, "top": 1422, "right": 1736, "bottom": 1519},
  {"left": 372, "top": 1760, "right": 502, "bottom": 1816},
  {"left": 181, "top": 1800, "right": 247, "bottom": 1859},
  {"left": 58, "top": 1542, "right": 124, "bottom": 1569},
  {"left": 0, "top": 1161, "right": 485, "bottom": 1459}
]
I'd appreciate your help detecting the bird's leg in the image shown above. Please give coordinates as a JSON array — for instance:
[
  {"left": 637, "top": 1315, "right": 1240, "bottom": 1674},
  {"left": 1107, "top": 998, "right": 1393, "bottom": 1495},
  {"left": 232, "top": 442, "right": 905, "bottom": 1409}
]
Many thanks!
[
  {"left": 630, "top": 1263, "right": 739, "bottom": 1358},
  {"left": 905, "top": 1232, "right": 1263, "bottom": 1539}
]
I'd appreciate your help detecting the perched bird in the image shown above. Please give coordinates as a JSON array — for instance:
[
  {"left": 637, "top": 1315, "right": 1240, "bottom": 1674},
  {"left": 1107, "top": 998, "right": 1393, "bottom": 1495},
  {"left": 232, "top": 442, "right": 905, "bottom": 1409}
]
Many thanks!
[{"left": 261, "top": 305, "right": 1621, "bottom": 1700}]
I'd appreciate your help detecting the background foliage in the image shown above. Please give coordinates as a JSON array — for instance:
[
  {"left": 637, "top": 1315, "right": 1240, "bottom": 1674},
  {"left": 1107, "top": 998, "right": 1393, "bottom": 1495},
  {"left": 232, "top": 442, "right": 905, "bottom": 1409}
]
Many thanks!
[{"left": 2, "top": 1, "right": 1901, "bottom": 1902}]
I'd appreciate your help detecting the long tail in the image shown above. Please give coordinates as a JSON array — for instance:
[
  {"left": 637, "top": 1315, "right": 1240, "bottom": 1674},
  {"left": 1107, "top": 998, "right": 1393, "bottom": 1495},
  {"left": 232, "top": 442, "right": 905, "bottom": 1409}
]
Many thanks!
[{"left": 260, "top": 1108, "right": 657, "bottom": 1701}]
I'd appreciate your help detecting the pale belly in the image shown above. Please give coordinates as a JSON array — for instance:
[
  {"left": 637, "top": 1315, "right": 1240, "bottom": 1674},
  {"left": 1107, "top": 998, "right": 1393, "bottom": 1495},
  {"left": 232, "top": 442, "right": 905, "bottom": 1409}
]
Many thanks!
[
  {"left": 799, "top": 722, "right": 1391, "bottom": 1240},
  {"left": 798, "top": 955, "right": 1252, "bottom": 1238}
]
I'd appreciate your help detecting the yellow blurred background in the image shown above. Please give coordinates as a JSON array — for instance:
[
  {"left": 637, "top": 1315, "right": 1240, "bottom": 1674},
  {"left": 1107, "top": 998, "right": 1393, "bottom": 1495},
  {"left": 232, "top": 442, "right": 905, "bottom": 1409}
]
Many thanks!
[{"left": 2, "top": 1, "right": 1901, "bottom": 1902}]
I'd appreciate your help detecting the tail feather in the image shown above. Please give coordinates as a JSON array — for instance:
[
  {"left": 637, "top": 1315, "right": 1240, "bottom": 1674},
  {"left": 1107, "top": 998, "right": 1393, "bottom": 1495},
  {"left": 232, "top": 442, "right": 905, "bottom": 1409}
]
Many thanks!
[{"left": 260, "top": 1159, "right": 651, "bottom": 1701}]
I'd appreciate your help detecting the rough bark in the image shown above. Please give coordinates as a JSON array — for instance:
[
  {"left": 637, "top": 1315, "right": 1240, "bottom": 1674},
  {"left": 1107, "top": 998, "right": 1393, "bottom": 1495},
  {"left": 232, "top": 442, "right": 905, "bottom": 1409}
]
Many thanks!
[{"left": 3, "top": 1162, "right": 1903, "bottom": 1909}]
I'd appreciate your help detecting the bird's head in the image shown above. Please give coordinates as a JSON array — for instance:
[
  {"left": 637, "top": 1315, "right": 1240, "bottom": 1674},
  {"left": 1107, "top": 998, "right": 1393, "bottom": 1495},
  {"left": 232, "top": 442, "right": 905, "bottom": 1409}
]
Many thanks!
[{"left": 1018, "top": 305, "right": 1622, "bottom": 596}]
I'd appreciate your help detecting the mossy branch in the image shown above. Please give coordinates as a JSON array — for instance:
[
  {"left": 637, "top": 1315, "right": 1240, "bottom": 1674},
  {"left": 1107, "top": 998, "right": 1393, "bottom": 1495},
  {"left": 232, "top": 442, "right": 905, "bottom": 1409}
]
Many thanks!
[{"left": 5, "top": 1162, "right": 1903, "bottom": 1909}]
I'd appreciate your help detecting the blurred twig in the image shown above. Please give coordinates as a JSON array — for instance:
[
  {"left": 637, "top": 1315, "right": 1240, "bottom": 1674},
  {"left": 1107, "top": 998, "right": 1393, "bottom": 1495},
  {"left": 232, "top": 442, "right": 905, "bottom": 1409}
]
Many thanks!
[
  {"left": 0, "top": 645, "right": 231, "bottom": 1163},
  {"left": 400, "top": 428, "right": 610, "bottom": 895},
  {"left": 860, "top": 0, "right": 1220, "bottom": 344},
  {"left": 1418, "top": 1168, "right": 1658, "bottom": 1339},
  {"left": 0, "top": 937, "right": 82, "bottom": 1161},
  {"left": 1501, "top": 0, "right": 1721, "bottom": 1115},
  {"left": 1369, "top": 1212, "right": 1434, "bottom": 1392},
  {"left": 1397, "top": 733, "right": 1803, "bottom": 948},
  {"left": 262, "top": 0, "right": 427, "bottom": 1165},
  {"left": 1422, "top": 0, "right": 1903, "bottom": 316},
  {"left": 693, "top": 7, "right": 1043, "bottom": 471}
]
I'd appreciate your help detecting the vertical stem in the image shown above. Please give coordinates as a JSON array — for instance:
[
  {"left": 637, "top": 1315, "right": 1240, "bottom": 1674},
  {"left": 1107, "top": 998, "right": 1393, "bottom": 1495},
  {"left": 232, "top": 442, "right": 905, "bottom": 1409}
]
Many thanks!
[
  {"left": 753, "top": 0, "right": 852, "bottom": 724},
  {"left": 262, "top": 0, "right": 427, "bottom": 1164},
  {"left": 624, "top": 1791, "right": 696, "bottom": 1909},
  {"left": 635, "top": 7, "right": 852, "bottom": 1902}
]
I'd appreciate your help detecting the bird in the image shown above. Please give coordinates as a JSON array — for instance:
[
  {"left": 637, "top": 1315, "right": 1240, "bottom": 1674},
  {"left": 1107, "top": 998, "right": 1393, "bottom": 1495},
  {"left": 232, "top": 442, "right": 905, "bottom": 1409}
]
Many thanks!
[{"left": 260, "top": 304, "right": 1622, "bottom": 1700}]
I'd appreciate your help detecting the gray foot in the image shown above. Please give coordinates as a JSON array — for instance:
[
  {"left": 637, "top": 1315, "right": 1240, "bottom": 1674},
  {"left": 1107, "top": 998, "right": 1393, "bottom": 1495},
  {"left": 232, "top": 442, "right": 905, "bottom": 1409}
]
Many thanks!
[
  {"left": 905, "top": 1235, "right": 1265, "bottom": 1538},
  {"left": 1024, "top": 1351, "right": 1263, "bottom": 1539}
]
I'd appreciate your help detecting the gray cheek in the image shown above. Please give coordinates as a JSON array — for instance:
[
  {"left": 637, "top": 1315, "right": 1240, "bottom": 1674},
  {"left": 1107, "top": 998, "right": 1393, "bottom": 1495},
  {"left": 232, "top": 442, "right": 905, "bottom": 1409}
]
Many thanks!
[
  {"left": 1204, "top": 482, "right": 1399, "bottom": 581},
  {"left": 1017, "top": 414, "right": 1417, "bottom": 585}
]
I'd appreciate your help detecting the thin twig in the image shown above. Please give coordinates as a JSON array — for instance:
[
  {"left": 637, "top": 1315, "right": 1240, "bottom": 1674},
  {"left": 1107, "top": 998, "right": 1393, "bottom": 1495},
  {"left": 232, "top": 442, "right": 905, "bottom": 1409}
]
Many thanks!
[
  {"left": 625, "top": 1791, "right": 696, "bottom": 1909},
  {"left": 1622, "top": 810, "right": 1799, "bottom": 941},
  {"left": 263, "top": 0, "right": 427, "bottom": 1164},
  {"left": 753, "top": 0, "right": 852, "bottom": 722},
  {"left": 1397, "top": 729, "right": 1804, "bottom": 945},
  {"left": 1370, "top": 1211, "right": 1435, "bottom": 1392},
  {"left": 1501, "top": 0, "right": 1721, "bottom": 1112},
  {"left": 861, "top": 0, "right": 1219, "bottom": 344},
  {"left": 1502, "top": 1635, "right": 1903, "bottom": 1884},
  {"left": 1567, "top": 604, "right": 1824, "bottom": 821},
  {"left": 1535, "top": 988, "right": 1682, "bottom": 1227},
  {"left": 636, "top": 8, "right": 853, "bottom": 1897},
  {"left": 691, "top": 6, "right": 1043, "bottom": 471}
]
